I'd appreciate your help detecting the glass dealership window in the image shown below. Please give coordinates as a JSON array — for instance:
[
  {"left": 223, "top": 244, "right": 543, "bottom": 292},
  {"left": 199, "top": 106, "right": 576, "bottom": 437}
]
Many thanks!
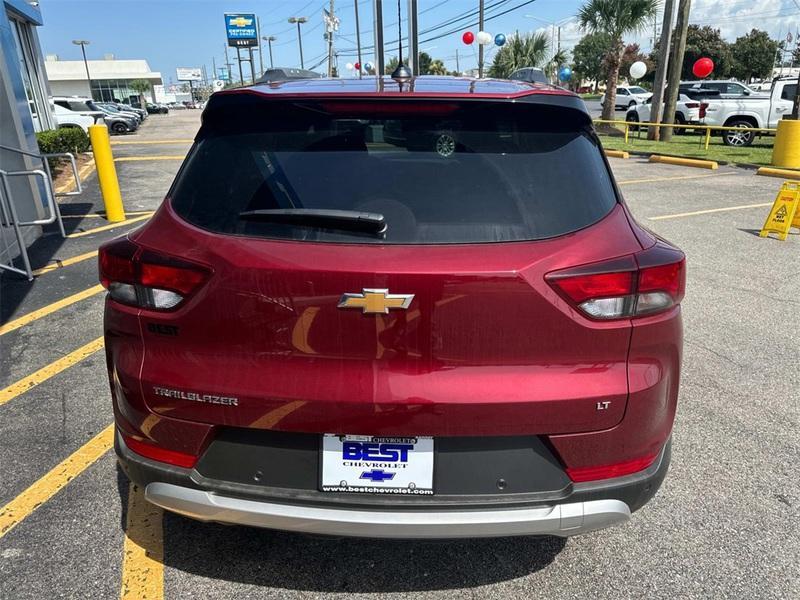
[
  {"left": 90, "top": 80, "right": 142, "bottom": 106},
  {"left": 9, "top": 18, "right": 47, "bottom": 132}
]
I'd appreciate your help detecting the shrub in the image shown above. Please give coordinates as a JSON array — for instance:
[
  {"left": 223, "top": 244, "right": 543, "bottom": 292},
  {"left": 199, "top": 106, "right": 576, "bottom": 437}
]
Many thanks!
[{"left": 36, "top": 128, "right": 90, "bottom": 171}]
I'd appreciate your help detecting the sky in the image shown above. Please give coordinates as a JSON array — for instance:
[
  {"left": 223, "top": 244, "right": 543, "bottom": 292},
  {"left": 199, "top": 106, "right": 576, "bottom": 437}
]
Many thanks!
[{"left": 36, "top": 0, "right": 800, "bottom": 85}]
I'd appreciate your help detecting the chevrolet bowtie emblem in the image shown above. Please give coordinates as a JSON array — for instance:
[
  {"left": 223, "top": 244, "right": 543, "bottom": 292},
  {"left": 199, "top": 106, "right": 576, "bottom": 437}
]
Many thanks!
[
  {"left": 229, "top": 17, "right": 253, "bottom": 27},
  {"left": 337, "top": 289, "right": 414, "bottom": 314}
]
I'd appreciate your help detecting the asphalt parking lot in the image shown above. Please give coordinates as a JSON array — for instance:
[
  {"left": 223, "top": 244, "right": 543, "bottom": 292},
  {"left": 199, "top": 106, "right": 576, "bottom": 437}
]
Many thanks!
[{"left": 1, "top": 110, "right": 798, "bottom": 599}]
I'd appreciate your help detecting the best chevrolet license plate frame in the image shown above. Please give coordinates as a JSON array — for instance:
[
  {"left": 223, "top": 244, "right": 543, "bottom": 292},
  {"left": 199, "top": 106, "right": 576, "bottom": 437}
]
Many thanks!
[{"left": 320, "top": 434, "right": 434, "bottom": 495}]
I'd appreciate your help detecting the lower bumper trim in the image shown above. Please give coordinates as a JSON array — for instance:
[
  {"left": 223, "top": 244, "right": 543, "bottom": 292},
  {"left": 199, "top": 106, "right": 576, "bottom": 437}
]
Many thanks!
[{"left": 144, "top": 482, "right": 630, "bottom": 538}]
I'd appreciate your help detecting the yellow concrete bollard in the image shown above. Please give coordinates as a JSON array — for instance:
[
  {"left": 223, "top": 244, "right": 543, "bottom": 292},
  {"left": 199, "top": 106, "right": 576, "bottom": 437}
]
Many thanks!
[
  {"left": 88, "top": 124, "right": 126, "bottom": 222},
  {"left": 771, "top": 119, "right": 800, "bottom": 169}
]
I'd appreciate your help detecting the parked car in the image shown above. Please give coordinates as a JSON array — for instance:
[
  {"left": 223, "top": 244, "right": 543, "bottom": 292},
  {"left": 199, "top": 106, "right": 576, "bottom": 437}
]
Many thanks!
[
  {"left": 52, "top": 103, "right": 102, "bottom": 133},
  {"left": 600, "top": 86, "right": 651, "bottom": 110},
  {"left": 92, "top": 104, "right": 139, "bottom": 134},
  {"left": 508, "top": 67, "right": 548, "bottom": 84},
  {"left": 115, "top": 102, "right": 147, "bottom": 120},
  {"left": 679, "top": 80, "right": 766, "bottom": 99},
  {"left": 625, "top": 93, "right": 708, "bottom": 132},
  {"left": 146, "top": 103, "right": 169, "bottom": 114},
  {"left": 102, "top": 76, "right": 685, "bottom": 539},
  {"left": 96, "top": 102, "right": 142, "bottom": 124},
  {"left": 52, "top": 96, "right": 106, "bottom": 121},
  {"left": 700, "top": 76, "right": 795, "bottom": 146}
]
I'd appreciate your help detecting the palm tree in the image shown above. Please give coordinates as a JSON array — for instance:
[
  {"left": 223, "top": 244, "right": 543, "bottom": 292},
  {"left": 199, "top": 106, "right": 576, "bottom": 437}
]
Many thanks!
[
  {"left": 129, "top": 79, "right": 152, "bottom": 109},
  {"left": 488, "top": 32, "right": 550, "bottom": 79},
  {"left": 428, "top": 59, "right": 448, "bottom": 75},
  {"left": 578, "top": 0, "right": 658, "bottom": 120}
]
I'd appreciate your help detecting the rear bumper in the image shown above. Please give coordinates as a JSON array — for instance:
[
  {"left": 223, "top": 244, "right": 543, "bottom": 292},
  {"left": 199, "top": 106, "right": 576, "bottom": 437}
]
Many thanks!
[
  {"left": 117, "top": 430, "right": 671, "bottom": 539},
  {"left": 145, "top": 482, "right": 630, "bottom": 538}
]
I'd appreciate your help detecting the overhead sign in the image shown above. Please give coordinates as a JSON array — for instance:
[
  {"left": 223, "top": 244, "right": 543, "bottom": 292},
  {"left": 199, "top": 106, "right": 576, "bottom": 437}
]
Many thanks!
[
  {"left": 217, "top": 67, "right": 230, "bottom": 82},
  {"left": 176, "top": 67, "right": 202, "bottom": 82},
  {"left": 760, "top": 181, "right": 800, "bottom": 241},
  {"left": 225, "top": 13, "right": 258, "bottom": 47}
]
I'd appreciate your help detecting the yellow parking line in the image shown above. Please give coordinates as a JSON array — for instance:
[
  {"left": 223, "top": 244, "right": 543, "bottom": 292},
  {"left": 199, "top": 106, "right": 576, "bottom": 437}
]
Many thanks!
[
  {"left": 0, "top": 336, "right": 105, "bottom": 406},
  {"left": 618, "top": 171, "right": 737, "bottom": 185},
  {"left": 67, "top": 213, "right": 152, "bottom": 238},
  {"left": 60, "top": 210, "right": 154, "bottom": 219},
  {"left": 55, "top": 158, "right": 95, "bottom": 194},
  {"left": 111, "top": 139, "right": 193, "bottom": 145},
  {"left": 0, "top": 284, "right": 104, "bottom": 336},
  {"left": 649, "top": 202, "right": 773, "bottom": 221},
  {"left": 114, "top": 156, "right": 185, "bottom": 162},
  {"left": 32, "top": 249, "right": 98, "bottom": 276},
  {"left": 0, "top": 424, "right": 113, "bottom": 539},
  {"left": 120, "top": 485, "right": 164, "bottom": 600}
]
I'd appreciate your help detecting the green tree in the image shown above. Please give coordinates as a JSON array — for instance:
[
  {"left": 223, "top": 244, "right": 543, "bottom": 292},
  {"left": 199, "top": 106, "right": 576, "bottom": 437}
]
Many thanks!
[
  {"left": 129, "top": 79, "right": 152, "bottom": 107},
  {"left": 572, "top": 32, "right": 612, "bottom": 91},
  {"left": 417, "top": 52, "right": 433, "bottom": 74},
  {"left": 578, "top": 0, "right": 659, "bottom": 120},
  {"left": 384, "top": 56, "right": 398, "bottom": 75},
  {"left": 730, "top": 29, "right": 779, "bottom": 82},
  {"left": 681, "top": 25, "right": 731, "bottom": 79},
  {"left": 618, "top": 42, "right": 652, "bottom": 86},
  {"left": 487, "top": 31, "right": 550, "bottom": 79},
  {"left": 428, "top": 59, "right": 448, "bottom": 75}
]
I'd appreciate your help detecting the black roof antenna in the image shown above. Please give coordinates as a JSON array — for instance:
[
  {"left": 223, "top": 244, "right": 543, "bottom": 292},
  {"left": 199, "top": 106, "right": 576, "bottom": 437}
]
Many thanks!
[{"left": 390, "top": 0, "right": 412, "bottom": 84}]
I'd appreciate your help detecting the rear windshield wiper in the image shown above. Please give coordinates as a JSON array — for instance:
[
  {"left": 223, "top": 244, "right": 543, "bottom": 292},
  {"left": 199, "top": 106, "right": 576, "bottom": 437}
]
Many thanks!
[{"left": 237, "top": 208, "right": 387, "bottom": 235}]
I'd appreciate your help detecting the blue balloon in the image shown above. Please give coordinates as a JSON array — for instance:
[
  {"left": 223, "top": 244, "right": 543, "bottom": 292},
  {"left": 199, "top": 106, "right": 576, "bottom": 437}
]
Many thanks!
[
  {"left": 558, "top": 67, "right": 572, "bottom": 82},
  {"left": 494, "top": 33, "right": 506, "bottom": 46},
  {"left": 364, "top": 62, "right": 374, "bottom": 72}
]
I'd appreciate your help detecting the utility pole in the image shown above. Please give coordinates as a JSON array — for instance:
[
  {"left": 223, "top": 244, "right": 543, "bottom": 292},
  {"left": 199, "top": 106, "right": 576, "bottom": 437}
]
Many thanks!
[
  {"left": 456, "top": 48, "right": 459, "bottom": 74},
  {"left": 478, "top": 0, "right": 485, "bottom": 78},
  {"left": 257, "top": 17, "right": 264, "bottom": 75},
  {"left": 224, "top": 44, "right": 233, "bottom": 84},
  {"left": 408, "top": 0, "right": 419, "bottom": 75},
  {"left": 662, "top": 0, "right": 691, "bottom": 142},
  {"left": 354, "top": 0, "right": 362, "bottom": 78},
  {"left": 647, "top": 0, "right": 676, "bottom": 141},
  {"left": 373, "top": 0, "right": 384, "bottom": 75},
  {"left": 326, "top": 0, "right": 335, "bottom": 77}
]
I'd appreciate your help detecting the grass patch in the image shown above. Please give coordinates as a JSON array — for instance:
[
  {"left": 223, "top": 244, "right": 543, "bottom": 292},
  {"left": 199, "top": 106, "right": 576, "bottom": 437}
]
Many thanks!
[
  {"left": 580, "top": 93, "right": 601, "bottom": 100},
  {"left": 598, "top": 129, "right": 776, "bottom": 166}
]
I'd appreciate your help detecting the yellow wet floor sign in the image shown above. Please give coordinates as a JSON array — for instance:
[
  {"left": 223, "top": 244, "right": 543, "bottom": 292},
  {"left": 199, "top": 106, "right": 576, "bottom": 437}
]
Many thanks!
[{"left": 760, "top": 181, "right": 800, "bottom": 241}]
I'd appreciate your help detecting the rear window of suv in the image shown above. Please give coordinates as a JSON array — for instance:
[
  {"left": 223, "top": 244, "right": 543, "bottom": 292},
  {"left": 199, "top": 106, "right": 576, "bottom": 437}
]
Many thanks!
[{"left": 170, "top": 99, "right": 618, "bottom": 244}]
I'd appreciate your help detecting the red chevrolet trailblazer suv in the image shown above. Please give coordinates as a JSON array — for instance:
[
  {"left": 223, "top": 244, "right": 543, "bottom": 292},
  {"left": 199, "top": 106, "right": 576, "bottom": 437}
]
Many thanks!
[{"left": 101, "top": 76, "right": 684, "bottom": 539}]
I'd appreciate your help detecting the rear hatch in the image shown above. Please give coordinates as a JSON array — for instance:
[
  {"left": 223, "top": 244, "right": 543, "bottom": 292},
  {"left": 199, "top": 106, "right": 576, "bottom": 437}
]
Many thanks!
[{"left": 131, "top": 93, "right": 643, "bottom": 436}]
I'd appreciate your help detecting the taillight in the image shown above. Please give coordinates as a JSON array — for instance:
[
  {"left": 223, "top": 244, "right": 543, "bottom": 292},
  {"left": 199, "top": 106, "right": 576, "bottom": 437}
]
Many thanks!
[
  {"left": 98, "top": 238, "right": 211, "bottom": 310},
  {"left": 546, "top": 243, "right": 685, "bottom": 320},
  {"left": 122, "top": 432, "right": 198, "bottom": 468},
  {"left": 699, "top": 102, "right": 707, "bottom": 118},
  {"left": 685, "top": 102, "right": 699, "bottom": 108},
  {"left": 566, "top": 453, "right": 658, "bottom": 482}
]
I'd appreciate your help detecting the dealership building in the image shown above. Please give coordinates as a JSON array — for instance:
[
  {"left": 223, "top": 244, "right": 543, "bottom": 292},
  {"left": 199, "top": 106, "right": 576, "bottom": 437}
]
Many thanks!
[
  {"left": 1, "top": 0, "right": 53, "bottom": 270},
  {"left": 44, "top": 55, "right": 162, "bottom": 106}
]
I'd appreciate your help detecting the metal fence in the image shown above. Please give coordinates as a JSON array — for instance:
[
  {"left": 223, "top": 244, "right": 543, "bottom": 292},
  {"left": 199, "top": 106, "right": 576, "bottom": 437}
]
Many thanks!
[{"left": 592, "top": 119, "right": 777, "bottom": 150}]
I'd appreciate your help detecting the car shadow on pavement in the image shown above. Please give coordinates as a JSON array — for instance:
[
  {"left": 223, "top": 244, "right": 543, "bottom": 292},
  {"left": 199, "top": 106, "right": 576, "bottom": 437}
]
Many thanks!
[{"left": 160, "top": 512, "right": 566, "bottom": 593}]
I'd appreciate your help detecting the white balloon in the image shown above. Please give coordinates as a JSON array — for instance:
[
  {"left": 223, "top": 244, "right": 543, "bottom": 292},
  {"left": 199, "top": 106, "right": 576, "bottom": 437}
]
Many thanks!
[
  {"left": 477, "top": 31, "right": 493, "bottom": 45},
  {"left": 629, "top": 60, "right": 647, "bottom": 80},
  {"left": 346, "top": 62, "right": 354, "bottom": 71}
]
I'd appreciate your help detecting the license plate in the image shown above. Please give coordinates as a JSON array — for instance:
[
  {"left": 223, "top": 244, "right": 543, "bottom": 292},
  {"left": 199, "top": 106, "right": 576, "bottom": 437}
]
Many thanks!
[{"left": 321, "top": 434, "right": 434, "bottom": 495}]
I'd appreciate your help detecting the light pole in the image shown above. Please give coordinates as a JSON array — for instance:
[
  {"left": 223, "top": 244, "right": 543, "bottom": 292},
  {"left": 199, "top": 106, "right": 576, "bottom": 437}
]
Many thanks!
[
  {"left": 288, "top": 17, "right": 308, "bottom": 68},
  {"left": 72, "top": 39, "right": 92, "bottom": 96},
  {"left": 262, "top": 36, "right": 276, "bottom": 69}
]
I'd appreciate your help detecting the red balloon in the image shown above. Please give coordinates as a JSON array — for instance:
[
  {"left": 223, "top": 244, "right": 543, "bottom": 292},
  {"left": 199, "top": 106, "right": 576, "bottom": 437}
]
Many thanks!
[
  {"left": 462, "top": 31, "right": 475, "bottom": 45},
  {"left": 692, "top": 57, "right": 714, "bottom": 78},
  {"left": 354, "top": 62, "right": 361, "bottom": 71}
]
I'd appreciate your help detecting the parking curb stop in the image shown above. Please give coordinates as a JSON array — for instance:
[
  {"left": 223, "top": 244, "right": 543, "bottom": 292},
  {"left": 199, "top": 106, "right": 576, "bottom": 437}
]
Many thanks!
[{"left": 648, "top": 155, "right": 719, "bottom": 170}]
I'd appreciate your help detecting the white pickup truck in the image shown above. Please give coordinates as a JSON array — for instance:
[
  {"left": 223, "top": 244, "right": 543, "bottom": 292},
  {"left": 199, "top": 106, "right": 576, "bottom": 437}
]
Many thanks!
[{"left": 700, "top": 77, "right": 797, "bottom": 146}]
